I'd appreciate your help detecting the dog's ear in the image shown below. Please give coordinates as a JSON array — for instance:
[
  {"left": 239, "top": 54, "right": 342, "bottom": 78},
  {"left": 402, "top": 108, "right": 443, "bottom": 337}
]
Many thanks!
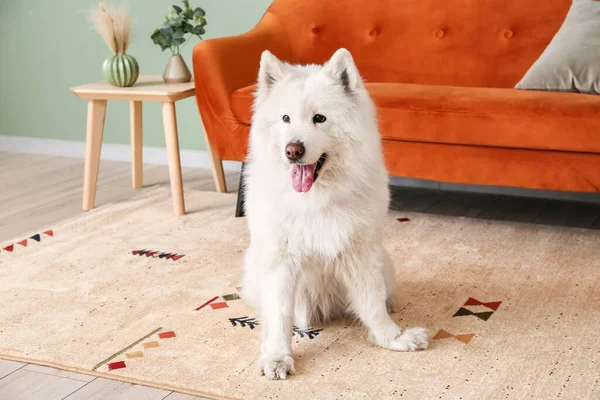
[
  {"left": 257, "top": 50, "right": 286, "bottom": 93},
  {"left": 323, "top": 48, "right": 362, "bottom": 93}
]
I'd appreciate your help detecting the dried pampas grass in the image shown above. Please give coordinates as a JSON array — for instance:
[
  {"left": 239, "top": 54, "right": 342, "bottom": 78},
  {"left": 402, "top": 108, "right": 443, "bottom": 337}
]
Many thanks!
[{"left": 87, "top": 2, "right": 132, "bottom": 55}]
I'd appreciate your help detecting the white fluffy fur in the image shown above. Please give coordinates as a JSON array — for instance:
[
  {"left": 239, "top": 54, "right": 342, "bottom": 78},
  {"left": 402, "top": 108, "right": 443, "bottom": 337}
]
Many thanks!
[{"left": 242, "top": 48, "right": 428, "bottom": 380}]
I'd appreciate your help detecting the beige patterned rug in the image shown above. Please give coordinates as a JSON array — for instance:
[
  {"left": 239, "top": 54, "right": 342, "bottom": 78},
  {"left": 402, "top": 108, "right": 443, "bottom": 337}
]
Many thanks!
[{"left": 0, "top": 186, "right": 599, "bottom": 399}]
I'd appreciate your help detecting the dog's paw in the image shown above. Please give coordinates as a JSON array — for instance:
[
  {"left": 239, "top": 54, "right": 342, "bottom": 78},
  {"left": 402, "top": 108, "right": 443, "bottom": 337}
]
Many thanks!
[
  {"left": 257, "top": 354, "right": 295, "bottom": 380},
  {"left": 386, "top": 327, "right": 429, "bottom": 352}
]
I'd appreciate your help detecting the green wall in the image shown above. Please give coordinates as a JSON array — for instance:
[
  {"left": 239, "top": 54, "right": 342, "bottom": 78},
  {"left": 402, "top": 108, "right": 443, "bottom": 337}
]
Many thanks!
[{"left": 0, "top": 0, "right": 271, "bottom": 150}]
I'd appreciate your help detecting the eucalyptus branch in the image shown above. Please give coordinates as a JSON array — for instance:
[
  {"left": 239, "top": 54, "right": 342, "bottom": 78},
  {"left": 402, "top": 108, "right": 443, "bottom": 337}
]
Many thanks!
[{"left": 151, "top": 0, "right": 207, "bottom": 56}]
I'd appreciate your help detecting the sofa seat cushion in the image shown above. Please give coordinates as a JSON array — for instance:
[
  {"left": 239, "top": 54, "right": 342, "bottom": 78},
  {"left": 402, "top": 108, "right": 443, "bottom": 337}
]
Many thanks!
[{"left": 230, "top": 82, "right": 600, "bottom": 153}]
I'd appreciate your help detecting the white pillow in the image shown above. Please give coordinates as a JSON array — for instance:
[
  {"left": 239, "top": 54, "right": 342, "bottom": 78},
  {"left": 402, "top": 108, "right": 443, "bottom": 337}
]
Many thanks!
[{"left": 515, "top": 0, "right": 600, "bottom": 94}]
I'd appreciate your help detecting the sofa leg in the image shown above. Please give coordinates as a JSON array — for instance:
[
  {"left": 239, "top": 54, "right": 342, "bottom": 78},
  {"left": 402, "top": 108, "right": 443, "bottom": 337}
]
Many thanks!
[
  {"left": 201, "top": 122, "right": 227, "bottom": 193},
  {"left": 235, "top": 162, "right": 245, "bottom": 218}
]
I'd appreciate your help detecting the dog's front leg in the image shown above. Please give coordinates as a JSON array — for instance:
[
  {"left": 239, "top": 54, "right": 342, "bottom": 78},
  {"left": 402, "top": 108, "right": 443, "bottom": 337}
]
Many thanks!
[
  {"left": 258, "top": 263, "right": 297, "bottom": 380},
  {"left": 345, "top": 247, "right": 429, "bottom": 352}
]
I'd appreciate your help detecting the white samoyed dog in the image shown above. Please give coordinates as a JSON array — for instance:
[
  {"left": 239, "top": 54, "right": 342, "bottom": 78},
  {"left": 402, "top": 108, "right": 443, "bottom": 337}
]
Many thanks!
[{"left": 241, "top": 48, "right": 428, "bottom": 380}]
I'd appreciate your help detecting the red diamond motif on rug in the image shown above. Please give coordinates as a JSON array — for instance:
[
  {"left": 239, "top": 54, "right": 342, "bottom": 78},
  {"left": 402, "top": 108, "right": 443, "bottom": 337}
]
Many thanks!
[
  {"left": 159, "top": 331, "right": 176, "bottom": 339},
  {"left": 43, "top": 230, "right": 54, "bottom": 237},
  {"left": 3, "top": 245, "right": 14, "bottom": 252},
  {"left": 108, "top": 361, "right": 126, "bottom": 370},
  {"left": 397, "top": 217, "right": 411, "bottom": 222},
  {"left": 464, "top": 297, "right": 502, "bottom": 311},
  {"left": 18, "top": 240, "right": 28, "bottom": 247}
]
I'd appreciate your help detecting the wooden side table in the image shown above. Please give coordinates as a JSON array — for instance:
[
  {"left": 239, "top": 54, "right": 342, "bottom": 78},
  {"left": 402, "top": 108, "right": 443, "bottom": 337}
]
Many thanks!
[{"left": 70, "top": 75, "right": 226, "bottom": 216}]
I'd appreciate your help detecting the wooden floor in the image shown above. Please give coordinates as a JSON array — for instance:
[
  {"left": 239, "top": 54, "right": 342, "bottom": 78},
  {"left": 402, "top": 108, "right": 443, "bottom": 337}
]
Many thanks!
[
  {"left": 0, "top": 152, "right": 240, "bottom": 243},
  {"left": 0, "top": 152, "right": 599, "bottom": 399}
]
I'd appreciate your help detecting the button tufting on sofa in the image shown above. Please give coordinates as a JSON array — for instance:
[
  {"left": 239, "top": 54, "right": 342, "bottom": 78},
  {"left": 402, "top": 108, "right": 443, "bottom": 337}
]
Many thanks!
[{"left": 193, "top": 0, "right": 600, "bottom": 193}]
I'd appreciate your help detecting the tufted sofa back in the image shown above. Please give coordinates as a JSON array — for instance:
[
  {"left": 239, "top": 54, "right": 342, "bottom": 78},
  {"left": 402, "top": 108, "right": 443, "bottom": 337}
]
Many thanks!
[{"left": 264, "top": 0, "right": 571, "bottom": 88}]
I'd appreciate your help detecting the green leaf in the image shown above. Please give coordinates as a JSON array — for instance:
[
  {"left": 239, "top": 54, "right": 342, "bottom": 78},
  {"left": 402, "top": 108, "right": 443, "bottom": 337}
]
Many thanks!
[
  {"left": 193, "top": 7, "right": 205, "bottom": 17},
  {"left": 194, "top": 15, "right": 206, "bottom": 25},
  {"left": 183, "top": 0, "right": 190, "bottom": 10},
  {"left": 182, "top": 22, "right": 195, "bottom": 34},
  {"left": 150, "top": 29, "right": 161, "bottom": 44},
  {"left": 171, "top": 37, "right": 186, "bottom": 47},
  {"left": 166, "top": 7, "right": 179, "bottom": 23},
  {"left": 169, "top": 16, "right": 183, "bottom": 27},
  {"left": 160, "top": 25, "right": 173, "bottom": 37},
  {"left": 172, "top": 5, "right": 183, "bottom": 14},
  {"left": 194, "top": 25, "right": 205, "bottom": 35},
  {"left": 173, "top": 30, "right": 185, "bottom": 39},
  {"left": 151, "top": 29, "right": 172, "bottom": 51}
]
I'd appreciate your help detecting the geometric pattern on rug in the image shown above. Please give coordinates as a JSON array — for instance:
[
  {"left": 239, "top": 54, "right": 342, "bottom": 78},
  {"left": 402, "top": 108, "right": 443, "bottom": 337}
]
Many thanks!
[
  {"left": 1, "top": 230, "right": 53, "bottom": 253},
  {"left": 3, "top": 189, "right": 599, "bottom": 399},
  {"left": 432, "top": 329, "right": 476, "bottom": 344},
  {"left": 453, "top": 297, "right": 502, "bottom": 321},
  {"left": 93, "top": 328, "right": 176, "bottom": 371},
  {"left": 396, "top": 217, "right": 411, "bottom": 222},
  {"left": 131, "top": 249, "right": 185, "bottom": 261},
  {"left": 229, "top": 316, "right": 259, "bottom": 329},
  {"left": 229, "top": 316, "right": 323, "bottom": 339},
  {"left": 292, "top": 326, "right": 323, "bottom": 339},
  {"left": 195, "top": 287, "right": 242, "bottom": 311}
]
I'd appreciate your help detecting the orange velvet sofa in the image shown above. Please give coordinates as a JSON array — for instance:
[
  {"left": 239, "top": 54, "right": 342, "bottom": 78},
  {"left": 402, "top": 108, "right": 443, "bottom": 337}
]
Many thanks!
[{"left": 193, "top": 0, "right": 600, "bottom": 193}]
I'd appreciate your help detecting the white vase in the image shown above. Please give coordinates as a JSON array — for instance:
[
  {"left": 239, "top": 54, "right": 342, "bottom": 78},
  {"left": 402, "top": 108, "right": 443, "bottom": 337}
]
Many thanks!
[{"left": 163, "top": 54, "right": 192, "bottom": 83}]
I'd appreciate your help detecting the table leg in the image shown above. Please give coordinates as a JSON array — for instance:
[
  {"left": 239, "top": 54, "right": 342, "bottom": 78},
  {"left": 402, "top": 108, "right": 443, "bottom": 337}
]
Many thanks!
[
  {"left": 199, "top": 119, "right": 227, "bottom": 193},
  {"left": 130, "top": 101, "right": 143, "bottom": 189},
  {"left": 83, "top": 99, "right": 107, "bottom": 211},
  {"left": 161, "top": 101, "right": 185, "bottom": 216}
]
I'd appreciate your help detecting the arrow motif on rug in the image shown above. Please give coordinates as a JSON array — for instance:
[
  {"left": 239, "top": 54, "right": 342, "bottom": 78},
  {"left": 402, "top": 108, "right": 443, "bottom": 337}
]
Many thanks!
[
  {"left": 131, "top": 249, "right": 185, "bottom": 261},
  {"left": 293, "top": 327, "right": 323, "bottom": 339},
  {"left": 229, "top": 316, "right": 260, "bottom": 329},
  {"left": 229, "top": 317, "right": 323, "bottom": 339},
  {"left": 432, "top": 329, "right": 475, "bottom": 344}
]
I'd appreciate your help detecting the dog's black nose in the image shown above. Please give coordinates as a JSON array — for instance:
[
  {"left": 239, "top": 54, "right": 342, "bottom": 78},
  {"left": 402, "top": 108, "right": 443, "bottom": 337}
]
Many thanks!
[{"left": 285, "top": 141, "right": 305, "bottom": 161}]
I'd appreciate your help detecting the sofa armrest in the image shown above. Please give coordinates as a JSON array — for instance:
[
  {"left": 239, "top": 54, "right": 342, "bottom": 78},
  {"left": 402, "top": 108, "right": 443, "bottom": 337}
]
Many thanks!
[{"left": 192, "top": 12, "right": 292, "bottom": 161}]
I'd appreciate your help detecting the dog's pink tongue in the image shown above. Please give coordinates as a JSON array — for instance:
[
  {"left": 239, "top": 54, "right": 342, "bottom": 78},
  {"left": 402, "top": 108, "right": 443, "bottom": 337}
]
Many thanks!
[{"left": 290, "top": 163, "right": 316, "bottom": 192}]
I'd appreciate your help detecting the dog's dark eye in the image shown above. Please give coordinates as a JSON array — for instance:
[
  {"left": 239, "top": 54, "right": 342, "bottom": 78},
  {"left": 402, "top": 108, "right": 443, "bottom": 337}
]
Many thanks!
[
  {"left": 313, "top": 114, "right": 327, "bottom": 124},
  {"left": 282, "top": 115, "right": 290, "bottom": 123}
]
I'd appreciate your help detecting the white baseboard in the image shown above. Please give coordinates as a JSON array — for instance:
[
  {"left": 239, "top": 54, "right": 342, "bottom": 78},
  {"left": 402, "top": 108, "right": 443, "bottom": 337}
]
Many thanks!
[
  {"left": 0, "top": 136, "right": 243, "bottom": 172},
  {"left": 3, "top": 135, "right": 598, "bottom": 203}
]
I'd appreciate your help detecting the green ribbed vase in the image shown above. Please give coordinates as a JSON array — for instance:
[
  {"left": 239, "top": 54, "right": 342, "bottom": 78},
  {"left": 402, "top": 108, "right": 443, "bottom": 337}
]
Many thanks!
[{"left": 103, "top": 54, "right": 139, "bottom": 87}]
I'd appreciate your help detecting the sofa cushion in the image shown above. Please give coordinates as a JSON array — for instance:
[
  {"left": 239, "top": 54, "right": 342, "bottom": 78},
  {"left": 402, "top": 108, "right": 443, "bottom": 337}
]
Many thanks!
[
  {"left": 515, "top": 0, "right": 600, "bottom": 94},
  {"left": 231, "top": 82, "right": 600, "bottom": 154}
]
